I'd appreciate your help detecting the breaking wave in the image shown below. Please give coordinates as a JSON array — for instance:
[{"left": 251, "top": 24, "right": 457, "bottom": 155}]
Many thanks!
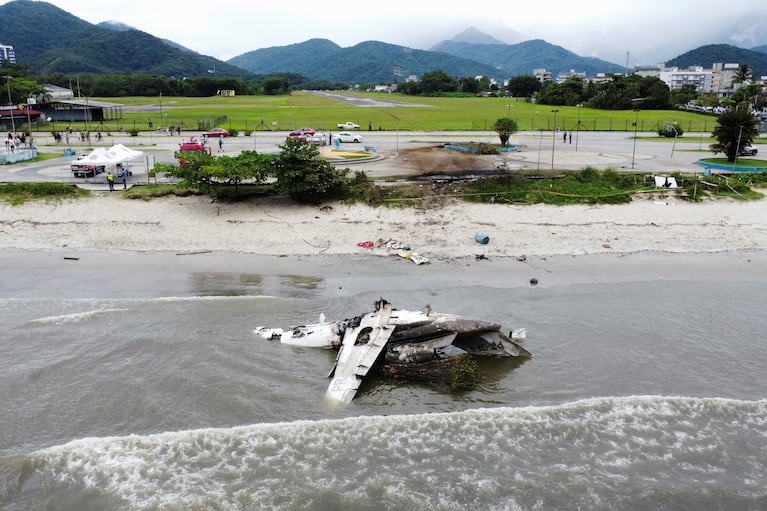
[{"left": 3, "top": 396, "right": 766, "bottom": 510}]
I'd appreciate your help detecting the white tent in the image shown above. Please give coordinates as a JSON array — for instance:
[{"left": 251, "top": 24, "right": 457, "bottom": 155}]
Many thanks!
[
  {"left": 106, "top": 144, "right": 143, "bottom": 162},
  {"left": 79, "top": 147, "right": 115, "bottom": 165}
]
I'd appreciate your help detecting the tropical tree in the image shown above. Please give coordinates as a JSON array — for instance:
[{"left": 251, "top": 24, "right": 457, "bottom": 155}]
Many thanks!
[
  {"left": 710, "top": 104, "right": 759, "bottom": 162},
  {"left": 269, "top": 139, "right": 349, "bottom": 202},
  {"left": 731, "top": 64, "right": 753, "bottom": 86},
  {"left": 493, "top": 117, "right": 519, "bottom": 146}
]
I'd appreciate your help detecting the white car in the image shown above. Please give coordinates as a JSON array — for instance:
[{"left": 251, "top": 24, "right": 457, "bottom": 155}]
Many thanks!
[
  {"left": 337, "top": 121, "right": 360, "bottom": 130},
  {"left": 335, "top": 131, "right": 363, "bottom": 143}
]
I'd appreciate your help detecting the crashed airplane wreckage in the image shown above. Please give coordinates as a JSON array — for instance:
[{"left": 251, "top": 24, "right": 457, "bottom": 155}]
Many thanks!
[{"left": 254, "top": 299, "right": 531, "bottom": 405}]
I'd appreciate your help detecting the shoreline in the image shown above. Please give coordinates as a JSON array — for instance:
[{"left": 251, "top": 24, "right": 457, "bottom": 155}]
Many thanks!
[{"left": 2, "top": 194, "right": 767, "bottom": 259}]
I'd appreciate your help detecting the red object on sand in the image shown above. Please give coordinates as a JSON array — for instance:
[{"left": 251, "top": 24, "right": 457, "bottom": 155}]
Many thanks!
[{"left": 357, "top": 241, "right": 374, "bottom": 248}]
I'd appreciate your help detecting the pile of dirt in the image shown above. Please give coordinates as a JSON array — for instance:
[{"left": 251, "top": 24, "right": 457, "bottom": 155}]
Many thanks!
[{"left": 400, "top": 146, "right": 498, "bottom": 176}]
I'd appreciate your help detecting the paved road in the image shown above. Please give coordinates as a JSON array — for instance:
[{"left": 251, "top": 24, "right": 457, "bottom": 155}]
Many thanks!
[{"left": 0, "top": 129, "right": 749, "bottom": 187}]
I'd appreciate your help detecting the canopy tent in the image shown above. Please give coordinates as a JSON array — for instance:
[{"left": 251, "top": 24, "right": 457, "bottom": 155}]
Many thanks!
[
  {"left": 76, "top": 144, "right": 144, "bottom": 166},
  {"left": 106, "top": 144, "right": 143, "bottom": 162},
  {"left": 78, "top": 147, "right": 114, "bottom": 165}
]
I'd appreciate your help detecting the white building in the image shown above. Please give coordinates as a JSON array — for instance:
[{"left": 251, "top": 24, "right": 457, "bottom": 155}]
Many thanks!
[
  {"left": 0, "top": 43, "right": 15, "bottom": 64},
  {"left": 658, "top": 66, "right": 713, "bottom": 93}
]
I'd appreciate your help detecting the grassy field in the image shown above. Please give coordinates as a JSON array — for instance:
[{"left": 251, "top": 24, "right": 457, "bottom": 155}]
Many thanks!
[{"left": 70, "top": 91, "right": 730, "bottom": 135}]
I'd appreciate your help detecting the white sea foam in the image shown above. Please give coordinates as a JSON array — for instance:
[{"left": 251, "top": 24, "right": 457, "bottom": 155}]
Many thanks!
[
  {"left": 31, "top": 396, "right": 767, "bottom": 510},
  {"left": 29, "top": 308, "right": 130, "bottom": 324}
]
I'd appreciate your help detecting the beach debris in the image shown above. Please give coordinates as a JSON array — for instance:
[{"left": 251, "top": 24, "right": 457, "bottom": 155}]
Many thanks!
[
  {"left": 357, "top": 241, "right": 374, "bottom": 249},
  {"left": 530, "top": 278, "right": 539, "bottom": 286},
  {"left": 475, "top": 231, "right": 490, "bottom": 244},
  {"left": 654, "top": 176, "right": 678, "bottom": 188},
  {"left": 382, "top": 239, "right": 428, "bottom": 265}
]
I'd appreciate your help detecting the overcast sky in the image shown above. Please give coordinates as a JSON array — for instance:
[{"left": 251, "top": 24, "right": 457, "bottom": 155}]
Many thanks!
[{"left": 7, "top": 0, "right": 767, "bottom": 67}]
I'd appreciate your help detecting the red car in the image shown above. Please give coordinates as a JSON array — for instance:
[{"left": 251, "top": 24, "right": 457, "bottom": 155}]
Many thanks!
[
  {"left": 203, "top": 128, "right": 229, "bottom": 138},
  {"left": 286, "top": 128, "right": 316, "bottom": 142},
  {"left": 287, "top": 130, "right": 308, "bottom": 142}
]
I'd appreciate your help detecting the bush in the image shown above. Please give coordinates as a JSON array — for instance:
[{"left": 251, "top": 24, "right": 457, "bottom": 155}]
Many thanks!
[
  {"left": 658, "top": 122, "right": 684, "bottom": 138},
  {"left": 127, "top": 128, "right": 140, "bottom": 137}
]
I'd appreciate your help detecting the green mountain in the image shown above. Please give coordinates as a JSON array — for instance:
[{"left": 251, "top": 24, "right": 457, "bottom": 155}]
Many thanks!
[
  {"left": 430, "top": 38, "right": 624, "bottom": 77},
  {"left": 0, "top": 0, "right": 251, "bottom": 78},
  {"left": 666, "top": 44, "right": 767, "bottom": 78},
  {"left": 751, "top": 45, "right": 767, "bottom": 55},
  {"left": 228, "top": 39, "right": 502, "bottom": 83}
]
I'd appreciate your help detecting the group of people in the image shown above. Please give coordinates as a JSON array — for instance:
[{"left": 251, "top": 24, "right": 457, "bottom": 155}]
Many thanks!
[
  {"left": 5, "top": 132, "right": 32, "bottom": 152},
  {"left": 53, "top": 127, "right": 103, "bottom": 145}
]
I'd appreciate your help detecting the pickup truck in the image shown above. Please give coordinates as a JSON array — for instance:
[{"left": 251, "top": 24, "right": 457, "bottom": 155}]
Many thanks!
[
  {"left": 738, "top": 146, "right": 758, "bottom": 157},
  {"left": 337, "top": 121, "right": 360, "bottom": 130}
]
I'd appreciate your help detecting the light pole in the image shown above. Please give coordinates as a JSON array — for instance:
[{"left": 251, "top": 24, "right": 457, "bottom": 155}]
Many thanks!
[
  {"left": 537, "top": 128, "right": 544, "bottom": 171},
  {"left": 575, "top": 104, "right": 582, "bottom": 152},
  {"left": 631, "top": 108, "right": 640, "bottom": 169},
  {"left": 4, "top": 75, "right": 15, "bottom": 137},
  {"left": 506, "top": 103, "right": 511, "bottom": 119},
  {"left": 734, "top": 124, "right": 744, "bottom": 166},
  {"left": 551, "top": 109, "right": 559, "bottom": 169}
]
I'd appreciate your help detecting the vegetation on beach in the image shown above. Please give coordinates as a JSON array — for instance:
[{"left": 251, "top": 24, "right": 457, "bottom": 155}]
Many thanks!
[{"left": 0, "top": 182, "right": 90, "bottom": 205}]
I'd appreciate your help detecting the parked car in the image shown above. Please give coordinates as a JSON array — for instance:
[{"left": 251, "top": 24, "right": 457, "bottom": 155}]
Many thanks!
[
  {"left": 203, "top": 128, "right": 229, "bottom": 138},
  {"left": 738, "top": 146, "right": 758, "bottom": 156},
  {"left": 287, "top": 130, "right": 308, "bottom": 142},
  {"left": 335, "top": 131, "right": 363, "bottom": 143},
  {"left": 337, "top": 121, "right": 360, "bottom": 130},
  {"left": 296, "top": 127, "right": 316, "bottom": 135},
  {"left": 306, "top": 133, "right": 326, "bottom": 145}
]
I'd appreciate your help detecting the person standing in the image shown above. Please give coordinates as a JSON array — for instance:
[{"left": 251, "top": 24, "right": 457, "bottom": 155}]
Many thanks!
[
  {"left": 121, "top": 169, "right": 128, "bottom": 189},
  {"left": 107, "top": 171, "right": 115, "bottom": 191},
  {"left": 218, "top": 137, "right": 223, "bottom": 152}
]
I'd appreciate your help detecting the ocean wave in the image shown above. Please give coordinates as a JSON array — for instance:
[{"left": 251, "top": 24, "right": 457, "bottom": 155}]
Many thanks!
[
  {"left": 14, "top": 396, "right": 765, "bottom": 510},
  {"left": 28, "top": 309, "right": 130, "bottom": 324}
]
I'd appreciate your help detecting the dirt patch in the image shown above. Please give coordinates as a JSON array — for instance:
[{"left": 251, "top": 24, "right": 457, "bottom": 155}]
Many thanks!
[{"left": 399, "top": 145, "right": 499, "bottom": 176}]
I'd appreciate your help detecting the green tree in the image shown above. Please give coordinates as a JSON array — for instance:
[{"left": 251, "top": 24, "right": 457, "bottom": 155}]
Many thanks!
[
  {"left": 419, "top": 70, "right": 458, "bottom": 95},
  {"left": 157, "top": 150, "right": 267, "bottom": 191},
  {"left": 538, "top": 77, "right": 585, "bottom": 106},
  {"left": 710, "top": 105, "right": 759, "bottom": 162},
  {"left": 458, "top": 76, "right": 480, "bottom": 94},
  {"left": 269, "top": 139, "right": 349, "bottom": 202},
  {"left": 493, "top": 117, "right": 519, "bottom": 146},
  {"left": 262, "top": 76, "right": 290, "bottom": 95},
  {"left": 506, "top": 75, "right": 542, "bottom": 97}
]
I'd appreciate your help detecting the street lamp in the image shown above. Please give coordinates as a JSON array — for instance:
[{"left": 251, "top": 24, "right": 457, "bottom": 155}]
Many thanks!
[
  {"left": 631, "top": 108, "right": 640, "bottom": 169},
  {"left": 506, "top": 103, "right": 511, "bottom": 119},
  {"left": 537, "top": 128, "right": 544, "bottom": 171},
  {"left": 575, "top": 104, "right": 582, "bottom": 152},
  {"left": 551, "top": 109, "right": 559, "bottom": 169},
  {"left": 4, "top": 75, "right": 15, "bottom": 136},
  {"left": 630, "top": 99, "right": 643, "bottom": 169},
  {"left": 734, "top": 124, "right": 744, "bottom": 166}
]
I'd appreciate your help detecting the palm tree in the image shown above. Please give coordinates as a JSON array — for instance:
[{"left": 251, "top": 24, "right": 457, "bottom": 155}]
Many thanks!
[
  {"left": 731, "top": 64, "right": 753, "bottom": 86},
  {"left": 710, "top": 104, "right": 759, "bottom": 162}
]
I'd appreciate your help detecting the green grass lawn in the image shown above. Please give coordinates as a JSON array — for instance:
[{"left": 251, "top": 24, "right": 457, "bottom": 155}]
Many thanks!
[{"left": 60, "top": 91, "right": 729, "bottom": 135}]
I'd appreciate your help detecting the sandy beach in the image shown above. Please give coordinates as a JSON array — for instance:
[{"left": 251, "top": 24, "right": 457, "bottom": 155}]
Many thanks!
[{"left": 1, "top": 193, "right": 767, "bottom": 260}]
